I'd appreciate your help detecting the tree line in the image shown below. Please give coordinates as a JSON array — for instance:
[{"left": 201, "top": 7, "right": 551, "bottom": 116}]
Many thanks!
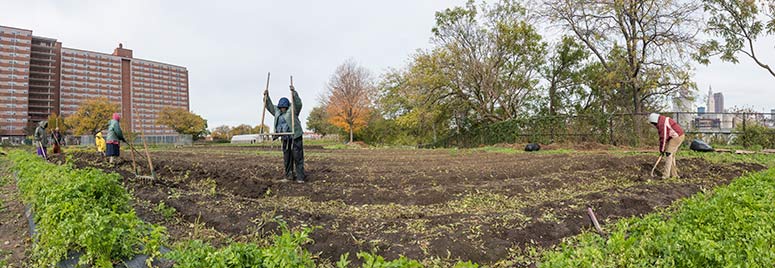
[
  {"left": 307, "top": 0, "right": 775, "bottom": 146},
  {"left": 36, "top": 98, "right": 209, "bottom": 140}
]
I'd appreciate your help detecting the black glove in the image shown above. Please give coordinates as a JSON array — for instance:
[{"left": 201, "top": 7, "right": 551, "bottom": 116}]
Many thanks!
[
  {"left": 289, "top": 85, "right": 295, "bottom": 92},
  {"left": 660, "top": 151, "right": 666, "bottom": 156}
]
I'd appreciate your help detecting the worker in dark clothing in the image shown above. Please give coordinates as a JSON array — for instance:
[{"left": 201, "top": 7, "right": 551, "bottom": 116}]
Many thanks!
[
  {"left": 649, "top": 113, "right": 685, "bottom": 179},
  {"left": 51, "top": 127, "right": 64, "bottom": 155},
  {"left": 264, "top": 85, "right": 305, "bottom": 183},
  {"left": 33, "top": 121, "right": 48, "bottom": 159}
]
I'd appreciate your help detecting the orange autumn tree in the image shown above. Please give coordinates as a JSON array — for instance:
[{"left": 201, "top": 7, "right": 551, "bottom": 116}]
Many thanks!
[{"left": 324, "top": 60, "right": 374, "bottom": 143}]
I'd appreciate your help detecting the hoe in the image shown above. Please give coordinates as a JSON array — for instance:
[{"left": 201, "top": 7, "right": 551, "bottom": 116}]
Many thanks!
[{"left": 126, "top": 135, "right": 156, "bottom": 181}]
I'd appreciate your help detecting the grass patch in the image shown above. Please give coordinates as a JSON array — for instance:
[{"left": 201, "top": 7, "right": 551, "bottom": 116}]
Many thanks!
[
  {"left": 539, "top": 167, "right": 775, "bottom": 267},
  {"left": 680, "top": 150, "right": 775, "bottom": 167}
]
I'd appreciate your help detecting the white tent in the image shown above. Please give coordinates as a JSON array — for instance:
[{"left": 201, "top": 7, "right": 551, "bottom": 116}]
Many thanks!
[{"left": 230, "top": 134, "right": 265, "bottom": 144}]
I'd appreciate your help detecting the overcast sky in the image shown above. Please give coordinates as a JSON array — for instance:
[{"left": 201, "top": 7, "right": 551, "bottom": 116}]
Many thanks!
[{"left": 3, "top": 0, "right": 774, "bottom": 131}]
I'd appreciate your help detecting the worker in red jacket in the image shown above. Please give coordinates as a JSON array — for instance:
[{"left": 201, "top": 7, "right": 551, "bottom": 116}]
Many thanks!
[{"left": 649, "top": 113, "right": 685, "bottom": 179}]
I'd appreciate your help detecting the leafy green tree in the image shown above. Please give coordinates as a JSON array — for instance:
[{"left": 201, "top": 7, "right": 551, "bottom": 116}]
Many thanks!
[
  {"left": 156, "top": 107, "right": 209, "bottom": 139},
  {"left": 210, "top": 125, "right": 232, "bottom": 140},
  {"left": 46, "top": 112, "right": 68, "bottom": 134},
  {"left": 699, "top": 0, "right": 775, "bottom": 78},
  {"left": 65, "top": 97, "right": 119, "bottom": 135},
  {"left": 229, "top": 124, "right": 255, "bottom": 136},
  {"left": 306, "top": 106, "right": 338, "bottom": 136}
]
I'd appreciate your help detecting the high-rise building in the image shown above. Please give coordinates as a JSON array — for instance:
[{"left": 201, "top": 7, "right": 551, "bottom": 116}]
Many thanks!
[
  {"left": 0, "top": 25, "right": 189, "bottom": 138},
  {"left": 704, "top": 86, "right": 718, "bottom": 121},
  {"left": 0, "top": 26, "right": 32, "bottom": 136},
  {"left": 713, "top": 92, "right": 724, "bottom": 113}
]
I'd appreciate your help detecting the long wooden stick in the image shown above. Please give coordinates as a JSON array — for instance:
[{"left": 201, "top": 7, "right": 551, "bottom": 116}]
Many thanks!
[
  {"left": 650, "top": 154, "right": 663, "bottom": 177},
  {"left": 140, "top": 131, "right": 155, "bottom": 178},
  {"left": 260, "top": 72, "right": 270, "bottom": 136},
  {"left": 587, "top": 207, "right": 605, "bottom": 236},
  {"left": 126, "top": 142, "right": 138, "bottom": 175}
]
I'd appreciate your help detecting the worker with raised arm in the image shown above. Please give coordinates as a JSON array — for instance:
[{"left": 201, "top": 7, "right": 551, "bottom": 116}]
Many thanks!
[
  {"left": 264, "top": 84, "right": 306, "bottom": 183},
  {"left": 649, "top": 113, "right": 685, "bottom": 179}
]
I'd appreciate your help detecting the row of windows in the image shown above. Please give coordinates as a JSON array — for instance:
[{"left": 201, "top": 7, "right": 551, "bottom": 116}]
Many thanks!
[
  {"left": 133, "top": 87, "right": 188, "bottom": 96},
  {"left": 62, "top": 93, "right": 121, "bottom": 100},
  {"left": 62, "top": 74, "right": 121, "bottom": 83},
  {"left": 132, "top": 67, "right": 186, "bottom": 75},
  {"left": 0, "top": 66, "right": 27, "bottom": 72},
  {"left": 62, "top": 81, "right": 121, "bottom": 89},
  {"left": 62, "top": 57, "right": 120, "bottom": 66},
  {"left": 133, "top": 62, "right": 185, "bottom": 73},
  {"left": 62, "top": 50, "right": 117, "bottom": 61},
  {"left": 1, "top": 82, "right": 28, "bottom": 87},
  {"left": 0, "top": 59, "right": 29, "bottom": 66},
  {"left": 0, "top": 74, "right": 27, "bottom": 80},
  {"left": 1, "top": 103, "right": 28, "bottom": 108},
  {"left": 134, "top": 101, "right": 188, "bottom": 107},
  {"left": 62, "top": 87, "right": 120, "bottom": 95},
  {"left": 0, "top": 29, "right": 32, "bottom": 36},
  {"left": 133, "top": 72, "right": 187, "bottom": 82},
  {"left": 0, "top": 89, "right": 27, "bottom": 94},
  {"left": 0, "top": 118, "right": 28, "bottom": 123},
  {"left": 0, "top": 51, "right": 30, "bottom": 58},
  {"left": 0, "top": 43, "right": 31, "bottom": 51},
  {"left": 133, "top": 93, "right": 187, "bottom": 102},
  {"left": 0, "top": 37, "right": 31, "bottom": 44}
]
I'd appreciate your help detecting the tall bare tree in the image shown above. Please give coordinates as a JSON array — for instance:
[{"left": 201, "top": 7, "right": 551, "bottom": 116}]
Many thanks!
[
  {"left": 544, "top": 0, "right": 702, "bottom": 114},
  {"left": 699, "top": 0, "right": 775, "bottom": 78},
  {"left": 324, "top": 60, "right": 374, "bottom": 143}
]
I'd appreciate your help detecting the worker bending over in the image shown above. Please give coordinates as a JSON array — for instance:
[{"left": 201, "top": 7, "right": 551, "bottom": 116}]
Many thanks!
[{"left": 649, "top": 113, "right": 685, "bottom": 179}]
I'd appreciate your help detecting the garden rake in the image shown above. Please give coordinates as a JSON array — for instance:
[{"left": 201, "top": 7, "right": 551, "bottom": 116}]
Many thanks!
[{"left": 127, "top": 141, "right": 155, "bottom": 181}]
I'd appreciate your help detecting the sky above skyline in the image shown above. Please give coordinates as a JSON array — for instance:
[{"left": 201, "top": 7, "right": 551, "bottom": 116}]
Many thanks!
[{"left": 3, "top": 0, "right": 774, "bottom": 131}]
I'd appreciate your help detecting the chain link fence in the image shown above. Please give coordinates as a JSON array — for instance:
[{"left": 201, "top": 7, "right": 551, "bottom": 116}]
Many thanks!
[
  {"left": 75, "top": 134, "right": 193, "bottom": 147},
  {"left": 435, "top": 112, "right": 775, "bottom": 148}
]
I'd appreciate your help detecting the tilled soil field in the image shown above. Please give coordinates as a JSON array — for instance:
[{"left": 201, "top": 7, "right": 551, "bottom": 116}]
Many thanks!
[{"left": 67, "top": 147, "right": 763, "bottom": 265}]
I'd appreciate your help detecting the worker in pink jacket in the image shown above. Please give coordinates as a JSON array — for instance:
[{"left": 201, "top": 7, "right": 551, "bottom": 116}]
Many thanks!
[{"left": 649, "top": 113, "right": 685, "bottom": 179}]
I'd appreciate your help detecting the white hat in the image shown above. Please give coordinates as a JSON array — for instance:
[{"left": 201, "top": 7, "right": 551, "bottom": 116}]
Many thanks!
[{"left": 648, "top": 113, "right": 660, "bottom": 124}]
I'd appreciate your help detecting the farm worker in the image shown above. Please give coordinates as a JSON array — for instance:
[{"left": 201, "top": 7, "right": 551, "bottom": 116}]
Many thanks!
[
  {"left": 649, "top": 113, "right": 685, "bottom": 179},
  {"left": 264, "top": 84, "right": 306, "bottom": 183},
  {"left": 33, "top": 120, "right": 48, "bottom": 159},
  {"left": 106, "top": 113, "right": 127, "bottom": 164},
  {"left": 51, "top": 127, "right": 64, "bottom": 155},
  {"left": 95, "top": 131, "right": 106, "bottom": 156}
]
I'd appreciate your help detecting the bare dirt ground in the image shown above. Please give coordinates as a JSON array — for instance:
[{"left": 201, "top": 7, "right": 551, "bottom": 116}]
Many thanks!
[
  {"left": 0, "top": 159, "right": 30, "bottom": 267},
  {"left": 67, "top": 146, "right": 763, "bottom": 265}
]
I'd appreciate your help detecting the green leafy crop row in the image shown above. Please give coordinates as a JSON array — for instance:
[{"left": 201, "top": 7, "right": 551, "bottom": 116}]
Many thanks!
[
  {"left": 539, "top": 167, "right": 775, "bottom": 267},
  {"left": 8, "top": 150, "right": 166, "bottom": 267}
]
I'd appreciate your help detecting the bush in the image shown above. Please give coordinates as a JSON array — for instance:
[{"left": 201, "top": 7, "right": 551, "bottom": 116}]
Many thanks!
[
  {"left": 733, "top": 123, "right": 775, "bottom": 149},
  {"left": 539, "top": 167, "right": 775, "bottom": 267}
]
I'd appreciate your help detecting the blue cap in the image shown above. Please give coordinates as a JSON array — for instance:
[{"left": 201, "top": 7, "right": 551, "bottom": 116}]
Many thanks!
[{"left": 278, "top": 97, "right": 290, "bottom": 108}]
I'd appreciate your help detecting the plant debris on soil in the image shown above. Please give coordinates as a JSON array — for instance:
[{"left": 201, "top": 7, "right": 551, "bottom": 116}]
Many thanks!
[
  {"left": 0, "top": 159, "right": 30, "bottom": 267},
  {"left": 65, "top": 147, "right": 764, "bottom": 265}
]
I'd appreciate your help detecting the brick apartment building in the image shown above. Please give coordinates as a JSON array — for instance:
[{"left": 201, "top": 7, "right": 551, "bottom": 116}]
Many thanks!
[{"left": 0, "top": 25, "right": 189, "bottom": 140}]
